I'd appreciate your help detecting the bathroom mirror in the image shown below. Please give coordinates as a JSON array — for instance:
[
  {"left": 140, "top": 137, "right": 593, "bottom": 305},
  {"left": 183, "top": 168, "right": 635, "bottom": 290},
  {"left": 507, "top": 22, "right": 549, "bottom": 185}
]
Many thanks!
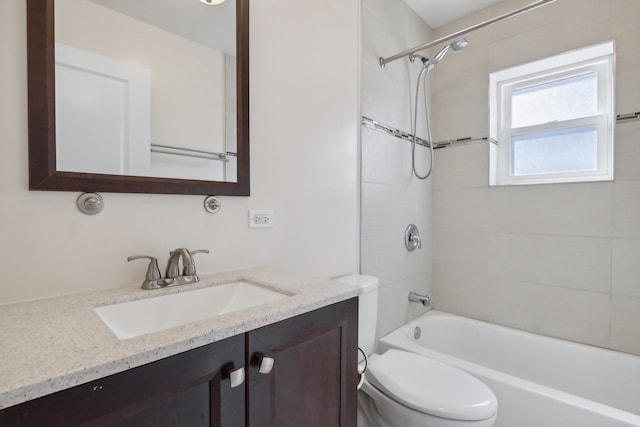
[{"left": 26, "top": 0, "right": 249, "bottom": 195}]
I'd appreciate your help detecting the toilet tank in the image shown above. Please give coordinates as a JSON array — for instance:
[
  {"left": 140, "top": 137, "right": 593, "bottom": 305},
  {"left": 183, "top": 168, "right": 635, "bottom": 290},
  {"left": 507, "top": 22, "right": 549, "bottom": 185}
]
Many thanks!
[{"left": 334, "top": 274, "right": 379, "bottom": 356}]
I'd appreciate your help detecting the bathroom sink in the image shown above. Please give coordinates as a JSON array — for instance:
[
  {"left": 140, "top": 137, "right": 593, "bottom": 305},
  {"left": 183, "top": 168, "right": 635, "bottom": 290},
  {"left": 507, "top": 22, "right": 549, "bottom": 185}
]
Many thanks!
[{"left": 94, "top": 281, "right": 289, "bottom": 339}]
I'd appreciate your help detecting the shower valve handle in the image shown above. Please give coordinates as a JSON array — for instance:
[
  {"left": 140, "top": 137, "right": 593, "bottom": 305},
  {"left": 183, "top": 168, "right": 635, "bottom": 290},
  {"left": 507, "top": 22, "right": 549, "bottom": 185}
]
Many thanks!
[
  {"left": 409, "top": 233, "right": 422, "bottom": 249},
  {"left": 405, "top": 224, "right": 422, "bottom": 251}
]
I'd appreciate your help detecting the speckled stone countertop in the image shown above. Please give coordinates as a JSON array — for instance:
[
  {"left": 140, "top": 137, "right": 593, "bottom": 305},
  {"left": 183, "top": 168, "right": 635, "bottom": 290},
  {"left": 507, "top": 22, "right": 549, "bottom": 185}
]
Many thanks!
[{"left": 0, "top": 267, "right": 358, "bottom": 410}]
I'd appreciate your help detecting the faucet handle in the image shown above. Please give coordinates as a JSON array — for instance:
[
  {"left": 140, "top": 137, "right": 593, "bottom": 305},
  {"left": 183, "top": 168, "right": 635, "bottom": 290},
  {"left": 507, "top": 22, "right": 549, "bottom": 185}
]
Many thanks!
[
  {"left": 190, "top": 249, "right": 210, "bottom": 256},
  {"left": 410, "top": 233, "right": 422, "bottom": 249},
  {"left": 184, "top": 249, "right": 209, "bottom": 275},
  {"left": 127, "top": 255, "right": 164, "bottom": 289}
]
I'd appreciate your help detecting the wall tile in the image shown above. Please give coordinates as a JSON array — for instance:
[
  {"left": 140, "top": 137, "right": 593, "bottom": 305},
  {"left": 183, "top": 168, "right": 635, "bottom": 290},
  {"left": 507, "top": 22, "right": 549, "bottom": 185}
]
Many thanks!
[
  {"left": 375, "top": 275, "right": 431, "bottom": 342},
  {"left": 613, "top": 180, "right": 640, "bottom": 239},
  {"left": 615, "top": 27, "right": 640, "bottom": 116},
  {"left": 361, "top": 0, "right": 431, "bottom": 131},
  {"left": 433, "top": 143, "right": 489, "bottom": 190},
  {"left": 431, "top": 79, "right": 490, "bottom": 143},
  {"left": 433, "top": 187, "right": 491, "bottom": 232},
  {"left": 361, "top": 0, "right": 434, "bottom": 340},
  {"left": 486, "top": 0, "right": 558, "bottom": 44},
  {"left": 616, "top": 79, "right": 640, "bottom": 121},
  {"left": 432, "top": 231, "right": 490, "bottom": 320},
  {"left": 493, "top": 29, "right": 611, "bottom": 75},
  {"left": 614, "top": 122, "right": 640, "bottom": 181},
  {"left": 488, "top": 0, "right": 614, "bottom": 56},
  {"left": 361, "top": 182, "right": 405, "bottom": 238},
  {"left": 488, "top": 233, "right": 612, "bottom": 294},
  {"left": 361, "top": 180, "right": 431, "bottom": 238},
  {"left": 361, "top": 64, "right": 413, "bottom": 132},
  {"left": 361, "top": 232, "right": 430, "bottom": 287},
  {"left": 361, "top": 128, "right": 413, "bottom": 185},
  {"left": 487, "top": 280, "right": 610, "bottom": 348},
  {"left": 488, "top": 183, "right": 613, "bottom": 237},
  {"left": 612, "top": 238, "right": 640, "bottom": 298},
  {"left": 432, "top": 278, "right": 490, "bottom": 322},
  {"left": 614, "top": 0, "right": 640, "bottom": 33},
  {"left": 610, "top": 294, "right": 640, "bottom": 355},
  {"left": 432, "top": 7, "right": 492, "bottom": 45}
]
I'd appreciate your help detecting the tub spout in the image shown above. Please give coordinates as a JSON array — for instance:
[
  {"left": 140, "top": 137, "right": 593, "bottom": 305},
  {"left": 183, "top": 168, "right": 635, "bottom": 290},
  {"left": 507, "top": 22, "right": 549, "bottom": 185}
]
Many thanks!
[{"left": 408, "top": 291, "right": 430, "bottom": 307}]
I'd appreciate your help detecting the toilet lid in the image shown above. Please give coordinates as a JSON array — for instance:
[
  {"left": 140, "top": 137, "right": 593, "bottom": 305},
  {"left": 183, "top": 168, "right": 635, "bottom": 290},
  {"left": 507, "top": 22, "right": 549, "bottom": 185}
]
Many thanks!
[{"left": 367, "top": 349, "right": 497, "bottom": 421}]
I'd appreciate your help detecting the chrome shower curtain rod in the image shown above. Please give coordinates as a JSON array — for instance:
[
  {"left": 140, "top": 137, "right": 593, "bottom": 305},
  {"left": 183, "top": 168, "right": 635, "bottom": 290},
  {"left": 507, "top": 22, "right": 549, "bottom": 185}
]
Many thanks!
[{"left": 379, "top": 0, "right": 556, "bottom": 68}]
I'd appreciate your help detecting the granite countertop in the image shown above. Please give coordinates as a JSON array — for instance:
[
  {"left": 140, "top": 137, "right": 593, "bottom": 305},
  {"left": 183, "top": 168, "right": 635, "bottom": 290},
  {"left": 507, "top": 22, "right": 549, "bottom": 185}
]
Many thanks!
[{"left": 0, "top": 267, "right": 358, "bottom": 410}]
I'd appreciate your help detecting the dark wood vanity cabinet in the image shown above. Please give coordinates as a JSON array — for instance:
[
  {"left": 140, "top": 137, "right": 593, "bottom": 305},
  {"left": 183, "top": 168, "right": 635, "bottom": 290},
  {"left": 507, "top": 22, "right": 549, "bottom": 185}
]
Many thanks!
[
  {"left": 247, "top": 297, "right": 358, "bottom": 427},
  {"left": 0, "top": 298, "right": 358, "bottom": 427},
  {"left": 0, "top": 334, "right": 247, "bottom": 427}
]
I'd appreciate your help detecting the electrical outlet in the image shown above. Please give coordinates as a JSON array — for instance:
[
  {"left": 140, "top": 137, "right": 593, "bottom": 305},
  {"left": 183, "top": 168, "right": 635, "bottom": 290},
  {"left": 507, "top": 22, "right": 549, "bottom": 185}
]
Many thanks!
[{"left": 249, "top": 210, "right": 274, "bottom": 229}]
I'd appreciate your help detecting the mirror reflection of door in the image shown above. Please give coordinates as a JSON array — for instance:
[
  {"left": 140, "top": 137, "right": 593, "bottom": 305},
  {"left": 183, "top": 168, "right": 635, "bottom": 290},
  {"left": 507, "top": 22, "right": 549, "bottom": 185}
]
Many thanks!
[
  {"left": 56, "top": 43, "right": 151, "bottom": 176},
  {"left": 54, "top": 0, "right": 236, "bottom": 182}
]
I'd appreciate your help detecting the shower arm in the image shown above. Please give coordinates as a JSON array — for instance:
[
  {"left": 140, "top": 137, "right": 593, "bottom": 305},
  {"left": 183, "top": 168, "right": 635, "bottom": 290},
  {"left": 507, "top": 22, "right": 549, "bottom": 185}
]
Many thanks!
[{"left": 379, "top": 0, "right": 556, "bottom": 68}]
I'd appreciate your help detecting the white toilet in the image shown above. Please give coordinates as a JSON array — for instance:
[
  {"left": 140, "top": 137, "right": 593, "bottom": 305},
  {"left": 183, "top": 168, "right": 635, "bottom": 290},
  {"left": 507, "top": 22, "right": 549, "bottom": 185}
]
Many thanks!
[{"left": 337, "top": 275, "right": 498, "bottom": 427}]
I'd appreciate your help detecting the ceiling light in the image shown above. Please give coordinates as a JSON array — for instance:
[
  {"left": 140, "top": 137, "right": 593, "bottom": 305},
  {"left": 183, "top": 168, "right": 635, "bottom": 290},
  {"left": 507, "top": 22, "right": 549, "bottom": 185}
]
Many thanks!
[{"left": 200, "top": 0, "right": 226, "bottom": 5}]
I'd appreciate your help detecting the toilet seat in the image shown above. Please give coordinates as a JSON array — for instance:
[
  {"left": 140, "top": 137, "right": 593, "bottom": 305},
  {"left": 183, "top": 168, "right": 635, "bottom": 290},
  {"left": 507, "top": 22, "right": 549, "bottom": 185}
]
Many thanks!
[{"left": 367, "top": 349, "right": 497, "bottom": 421}]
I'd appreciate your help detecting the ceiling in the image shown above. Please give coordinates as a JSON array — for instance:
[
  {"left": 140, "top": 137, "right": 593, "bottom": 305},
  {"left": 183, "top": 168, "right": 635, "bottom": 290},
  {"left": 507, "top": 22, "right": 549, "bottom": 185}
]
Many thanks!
[
  {"left": 403, "top": 0, "right": 503, "bottom": 29},
  {"left": 86, "top": 0, "right": 236, "bottom": 55},
  {"left": 84, "top": 0, "right": 504, "bottom": 52}
]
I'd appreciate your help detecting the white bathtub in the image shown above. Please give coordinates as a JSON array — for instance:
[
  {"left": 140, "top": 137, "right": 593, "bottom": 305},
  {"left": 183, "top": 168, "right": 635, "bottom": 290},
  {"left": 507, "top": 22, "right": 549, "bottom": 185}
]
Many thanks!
[{"left": 378, "top": 310, "right": 640, "bottom": 427}]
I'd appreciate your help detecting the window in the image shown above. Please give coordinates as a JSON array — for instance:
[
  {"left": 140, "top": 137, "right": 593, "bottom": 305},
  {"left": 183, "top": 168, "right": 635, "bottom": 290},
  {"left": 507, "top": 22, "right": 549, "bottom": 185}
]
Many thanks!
[{"left": 489, "top": 42, "right": 615, "bottom": 186}]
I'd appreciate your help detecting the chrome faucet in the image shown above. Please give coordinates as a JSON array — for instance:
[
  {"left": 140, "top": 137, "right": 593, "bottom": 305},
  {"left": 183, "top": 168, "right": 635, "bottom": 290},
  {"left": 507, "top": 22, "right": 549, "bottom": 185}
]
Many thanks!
[
  {"left": 165, "top": 248, "right": 194, "bottom": 279},
  {"left": 128, "top": 248, "right": 209, "bottom": 290},
  {"left": 165, "top": 248, "right": 210, "bottom": 285}
]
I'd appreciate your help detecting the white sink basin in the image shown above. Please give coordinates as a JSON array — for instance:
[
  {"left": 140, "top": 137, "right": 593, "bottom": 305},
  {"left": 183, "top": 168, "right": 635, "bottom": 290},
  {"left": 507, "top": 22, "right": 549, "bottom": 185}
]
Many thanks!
[{"left": 95, "top": 281, "right": 289, "bottom": 339}]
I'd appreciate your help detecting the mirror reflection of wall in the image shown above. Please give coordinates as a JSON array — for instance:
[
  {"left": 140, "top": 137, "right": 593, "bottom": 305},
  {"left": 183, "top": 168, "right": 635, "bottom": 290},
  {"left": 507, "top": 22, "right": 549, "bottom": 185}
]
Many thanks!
[
  {"left": 54, "top": 0, "right": 237, "bottom": 182},
  {"left": 224, "top": 54, "right": 237, "bottom": 182}
]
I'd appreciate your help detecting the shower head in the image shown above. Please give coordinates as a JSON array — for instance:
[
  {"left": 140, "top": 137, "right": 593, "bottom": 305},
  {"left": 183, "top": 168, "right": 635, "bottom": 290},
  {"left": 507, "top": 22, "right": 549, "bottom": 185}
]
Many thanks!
[
  {"left": 450, "top": 38, "right": 469, "bottom": 52},
  {"left": 426, "top": 38, "right": 468, "bottom": 71}
]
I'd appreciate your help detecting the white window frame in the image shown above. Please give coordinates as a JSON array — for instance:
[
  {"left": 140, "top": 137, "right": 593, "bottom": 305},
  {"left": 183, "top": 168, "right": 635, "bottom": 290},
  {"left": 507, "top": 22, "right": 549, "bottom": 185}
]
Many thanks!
[{"left": 489, "top": 42, "right": 615, "bottom": 186}]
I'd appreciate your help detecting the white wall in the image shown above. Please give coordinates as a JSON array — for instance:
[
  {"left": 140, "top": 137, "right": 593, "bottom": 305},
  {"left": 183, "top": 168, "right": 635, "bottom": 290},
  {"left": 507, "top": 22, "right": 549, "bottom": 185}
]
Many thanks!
[
  {"left": 0, "top": 0, "right": 360, "bottom": 304},
  {"left": 361, "top": 0, "right": 433, "bottom": 340},
  {"left": 430, "top": 0, "right": 640, "bottom": 355}
]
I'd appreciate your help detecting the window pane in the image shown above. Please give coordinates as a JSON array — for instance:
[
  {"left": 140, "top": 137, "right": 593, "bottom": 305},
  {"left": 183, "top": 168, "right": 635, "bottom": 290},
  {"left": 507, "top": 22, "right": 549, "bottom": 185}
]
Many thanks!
[
  {"left": 511, "top": 125, "right": 597, "bottom": 176},
  {"left": 511, "top": 72, "right": 598, "bottom": 128}
]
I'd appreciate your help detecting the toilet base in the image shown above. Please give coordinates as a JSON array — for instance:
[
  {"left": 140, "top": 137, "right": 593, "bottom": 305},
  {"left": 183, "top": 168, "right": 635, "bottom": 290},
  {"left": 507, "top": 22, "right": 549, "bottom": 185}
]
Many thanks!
[{"left": 358, "top": 387, "right": 390, "bottom": 427}]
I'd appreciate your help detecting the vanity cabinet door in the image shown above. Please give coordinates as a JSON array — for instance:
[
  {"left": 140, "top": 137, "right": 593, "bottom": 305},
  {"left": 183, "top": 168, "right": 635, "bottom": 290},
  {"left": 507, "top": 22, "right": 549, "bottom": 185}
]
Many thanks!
[
  {"left": 246, "top": 298, "right": 358, "bottom": 427},
  {"left": 0, "top": 334, "right": 245, "bottom": 427}
]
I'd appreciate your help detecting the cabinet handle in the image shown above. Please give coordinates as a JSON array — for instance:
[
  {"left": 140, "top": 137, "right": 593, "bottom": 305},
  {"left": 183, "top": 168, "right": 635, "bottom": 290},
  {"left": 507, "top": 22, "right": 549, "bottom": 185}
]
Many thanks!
[
  {"left": 223, "top": 364, "right": 245, "bottom": 388},
  {"left": 253, "top": 353, "right": 275, "bottom": 374}
]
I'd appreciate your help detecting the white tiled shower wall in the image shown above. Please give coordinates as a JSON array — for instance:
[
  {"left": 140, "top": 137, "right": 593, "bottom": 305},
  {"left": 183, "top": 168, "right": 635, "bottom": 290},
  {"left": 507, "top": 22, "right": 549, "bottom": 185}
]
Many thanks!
[
  {"left": 430, "top": 0, "right": 640, "bottom": 355},
  {"left": 361, "top": 0, "right": 434, "bottom": 341}
]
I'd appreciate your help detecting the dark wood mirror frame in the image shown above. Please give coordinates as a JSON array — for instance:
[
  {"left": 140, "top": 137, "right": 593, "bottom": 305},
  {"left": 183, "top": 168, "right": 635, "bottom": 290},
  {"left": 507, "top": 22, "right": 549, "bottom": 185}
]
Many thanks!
[{"left": 26, "top": 0, "right": 250, "bottom": 196}]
